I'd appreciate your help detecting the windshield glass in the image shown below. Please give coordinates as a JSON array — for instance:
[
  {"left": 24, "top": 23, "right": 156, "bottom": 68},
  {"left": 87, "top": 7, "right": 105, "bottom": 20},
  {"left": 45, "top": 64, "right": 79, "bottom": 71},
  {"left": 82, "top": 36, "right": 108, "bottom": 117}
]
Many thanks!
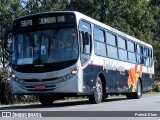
[{"left": 12, "top": 28, "right": 78, "bottom": 65}]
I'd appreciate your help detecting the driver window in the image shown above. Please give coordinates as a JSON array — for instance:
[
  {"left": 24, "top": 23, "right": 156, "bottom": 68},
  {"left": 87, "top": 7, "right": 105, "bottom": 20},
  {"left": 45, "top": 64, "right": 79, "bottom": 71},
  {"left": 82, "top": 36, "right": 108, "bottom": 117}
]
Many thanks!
[{"left": 79, "top": 20, "right": 92, "bottom": 65}]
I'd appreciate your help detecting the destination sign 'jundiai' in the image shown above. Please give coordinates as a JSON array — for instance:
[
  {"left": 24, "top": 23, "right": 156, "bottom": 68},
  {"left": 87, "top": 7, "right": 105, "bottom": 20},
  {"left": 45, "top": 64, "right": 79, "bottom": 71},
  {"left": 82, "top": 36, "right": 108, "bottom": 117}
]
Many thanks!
[{"left": 13, "top": 13, "right": 76, "bottom": 30}]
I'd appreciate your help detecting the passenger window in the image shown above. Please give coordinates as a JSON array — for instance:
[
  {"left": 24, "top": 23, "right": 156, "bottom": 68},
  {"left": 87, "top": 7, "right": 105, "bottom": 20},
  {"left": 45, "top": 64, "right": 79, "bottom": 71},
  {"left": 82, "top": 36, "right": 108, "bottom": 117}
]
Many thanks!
[
  {"left": 149, "top": 49, "right": 153, "bottom": 66},
  {"left": 106, "top": 32, "right": 116, "bottom": 46},
  {"left": 150, "top": 58, "right": 153, "bottom": 66},
  {"left": 137, "top": 55, "right": 141, "bottom": 63},
  {"left": 94, "top": 27, "right": 105, "bottom": 42},
  {"left": 118, "top": 37, "right": 126, "bottom": 49},
  {"left": 107, "top": 45, "right": 118, "bottom": 59},
  {"left": 127, "top": 41, "right": 135, "bottom": 52},
  {"left": 119, "top": 49, "right": 128, "bottom": 61},
  {"left": 94, "top": 27, "right": 106, "bottom": 56},
  {"left": 94, "top": 42, "right": 106, "bottom": 56},
  {"left": 118, "top": 37, "right": 127, "bottom": 61},
  {"left": 145, "top": 57, "right": 150, "bottom": 66},
  {"left": 143, "top": 47, "right": 147, "bottom": 56},
  {"left": 150, "top": 49, "right": 153, "bottom": 58},
  {"left": 146, "top": 48, "right": 149, "bottom": 57},
  {"left": 136, "top": 44, "right": 140, "bottom": 54},
  {"left": 143, "top": 47, "right": 150, "bottom": 66},
  {"left": 128, "top": 52, "right": 136, "bottom": 63}
]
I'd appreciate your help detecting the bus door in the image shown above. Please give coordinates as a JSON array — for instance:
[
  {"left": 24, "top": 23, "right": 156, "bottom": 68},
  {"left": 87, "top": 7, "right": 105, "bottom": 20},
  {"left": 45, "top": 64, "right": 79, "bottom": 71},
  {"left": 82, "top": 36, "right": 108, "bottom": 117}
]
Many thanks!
[{"left": 79, "top": 20, "right": 92, "bottom": 93}]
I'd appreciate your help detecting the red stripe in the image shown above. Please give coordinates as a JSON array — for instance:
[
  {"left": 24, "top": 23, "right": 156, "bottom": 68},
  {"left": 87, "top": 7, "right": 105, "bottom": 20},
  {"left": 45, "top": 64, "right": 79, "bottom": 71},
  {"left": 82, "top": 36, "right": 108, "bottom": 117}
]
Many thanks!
[{"left": 87, "top": 64, "right": 154, "bottom": 75}]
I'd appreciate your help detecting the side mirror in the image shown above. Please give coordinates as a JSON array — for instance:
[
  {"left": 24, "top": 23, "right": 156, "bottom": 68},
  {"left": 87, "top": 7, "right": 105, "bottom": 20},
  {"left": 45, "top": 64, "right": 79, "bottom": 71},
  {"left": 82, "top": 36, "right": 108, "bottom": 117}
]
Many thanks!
[{"left": 4, "top": 30, "right": 13, "bottom": 54}]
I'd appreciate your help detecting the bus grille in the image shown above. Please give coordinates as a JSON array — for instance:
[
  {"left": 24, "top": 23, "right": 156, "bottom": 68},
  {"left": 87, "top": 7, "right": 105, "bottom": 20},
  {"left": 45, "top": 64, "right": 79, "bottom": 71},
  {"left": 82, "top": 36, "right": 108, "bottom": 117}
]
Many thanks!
[{"left": 23, "top": 78, "right": 59, "bottom": 82}]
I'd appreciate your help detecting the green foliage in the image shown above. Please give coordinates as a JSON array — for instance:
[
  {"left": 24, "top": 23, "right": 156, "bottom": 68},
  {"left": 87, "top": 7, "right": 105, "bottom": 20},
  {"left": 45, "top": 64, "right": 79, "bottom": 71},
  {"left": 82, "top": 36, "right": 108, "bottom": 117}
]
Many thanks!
[
  {"left": 153, "top": 81, "right": 160, "bottom": 92},
  {"left": 154, "top": 85, "right": 160, "bottom": 92},
  {"left": 0, "top": 68, "right": 13, "bottom": 104}
]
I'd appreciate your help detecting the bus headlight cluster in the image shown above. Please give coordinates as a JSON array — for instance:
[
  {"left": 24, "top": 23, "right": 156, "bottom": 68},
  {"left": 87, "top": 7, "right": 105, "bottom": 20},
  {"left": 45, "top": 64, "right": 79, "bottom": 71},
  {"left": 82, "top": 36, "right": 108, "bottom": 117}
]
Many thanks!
[
  {"left": 58, "top": 67, "right": 78, "bottom": 82},
  {"left": 11, "top": 75, "right": 23, "bottom": 84},
  {"left": 9, "top": 67, "right": 15, "bottom": 78},
  {"left": 71, "top": 67, "right": 79, "bottom": 75}
]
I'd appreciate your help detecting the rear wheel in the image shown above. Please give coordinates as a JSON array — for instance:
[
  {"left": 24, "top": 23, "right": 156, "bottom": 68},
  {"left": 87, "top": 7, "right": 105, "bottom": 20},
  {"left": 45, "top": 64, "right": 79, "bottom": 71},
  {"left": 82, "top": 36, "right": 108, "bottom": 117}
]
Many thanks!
[
  {"left": 126, "top": 79, "right": 142, "bottom": 99},
  {"left": 89, "top": 77, "right": 103, "bottom": 104},
  {"left": 133, "top": 80, "right": 142, "bottom": 99},
  {"left": 39, "top": 95, "right": 54, "bottom": 106},
  {"left": 126, "top": 93, "right": 133, "bottom": 99}
]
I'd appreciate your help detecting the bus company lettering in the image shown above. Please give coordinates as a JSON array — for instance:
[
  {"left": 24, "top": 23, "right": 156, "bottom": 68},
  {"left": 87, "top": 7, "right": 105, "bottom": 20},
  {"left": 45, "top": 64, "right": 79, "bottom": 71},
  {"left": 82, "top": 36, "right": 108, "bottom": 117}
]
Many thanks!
[{"left": 104, "top": 64, "right": 125, "bottom": 72}]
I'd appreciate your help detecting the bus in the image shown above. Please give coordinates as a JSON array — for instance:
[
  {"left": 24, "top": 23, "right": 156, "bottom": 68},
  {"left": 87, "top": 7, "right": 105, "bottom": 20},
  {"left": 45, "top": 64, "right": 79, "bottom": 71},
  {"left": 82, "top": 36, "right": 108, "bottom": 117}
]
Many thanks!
[{"left": 4, "top": 11, "right": 154, "bottom": 105}]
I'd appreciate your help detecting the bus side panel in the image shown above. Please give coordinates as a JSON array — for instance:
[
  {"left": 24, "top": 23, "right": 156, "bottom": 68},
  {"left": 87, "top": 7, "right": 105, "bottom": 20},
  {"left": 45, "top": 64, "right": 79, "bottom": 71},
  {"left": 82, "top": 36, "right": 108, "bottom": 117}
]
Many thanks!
[
  {"left": 82, "top": 65, "right": 92, "bottom": 93},
  {"left": 82, "top": 64, "right": 120, "bottom": 94},
  {"left": 82, "top": 62, "right": 154, "bottom": 94}
]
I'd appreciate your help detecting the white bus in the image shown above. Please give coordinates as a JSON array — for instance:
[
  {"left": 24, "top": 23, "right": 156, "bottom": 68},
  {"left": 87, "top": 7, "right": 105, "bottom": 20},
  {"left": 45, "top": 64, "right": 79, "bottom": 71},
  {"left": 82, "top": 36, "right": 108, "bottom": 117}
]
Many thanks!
[{"left": 5, "top": 11, "right": 154, "bottom": 105}]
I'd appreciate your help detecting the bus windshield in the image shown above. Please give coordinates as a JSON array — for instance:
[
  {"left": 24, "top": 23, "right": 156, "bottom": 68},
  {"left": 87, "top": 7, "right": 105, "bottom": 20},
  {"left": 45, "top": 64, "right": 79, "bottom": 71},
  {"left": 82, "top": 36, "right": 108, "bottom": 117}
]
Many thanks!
[{"left": 12, "top": 28, "right": 78, "bottom": 65}]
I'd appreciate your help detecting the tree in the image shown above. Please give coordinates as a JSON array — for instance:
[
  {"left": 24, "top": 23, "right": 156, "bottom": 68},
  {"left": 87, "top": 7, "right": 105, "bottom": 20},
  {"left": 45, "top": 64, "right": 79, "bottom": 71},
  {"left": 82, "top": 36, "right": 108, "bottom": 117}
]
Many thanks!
[
  {"left": 147, "top": 0, "right": 160, "bottom": 74},
  {"left": 0, "top": 0, "right": 24, "bottom": 104}
]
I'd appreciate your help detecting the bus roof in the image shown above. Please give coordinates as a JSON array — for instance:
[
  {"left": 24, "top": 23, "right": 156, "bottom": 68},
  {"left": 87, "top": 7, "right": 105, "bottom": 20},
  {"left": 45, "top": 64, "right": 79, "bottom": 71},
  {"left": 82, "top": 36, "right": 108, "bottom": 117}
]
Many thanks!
[{"left": 14, "top": 11, "right": 152, "bottom": 48}]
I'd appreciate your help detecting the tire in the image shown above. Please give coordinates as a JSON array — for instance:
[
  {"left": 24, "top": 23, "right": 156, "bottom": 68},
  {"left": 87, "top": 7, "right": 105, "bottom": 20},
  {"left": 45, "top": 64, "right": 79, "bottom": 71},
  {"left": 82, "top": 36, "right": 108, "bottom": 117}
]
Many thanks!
[
  {"left": 126, "top": 93, "right": 133, "bottom": 99},
  {"left": 89, "top": 77, "right": 103, "bottom": 104},
  {"left": 126, "top": 80, "right": 142, "bottom": 99},
  {"left": 39, "top": 95, "right": 54, "bottom": 106},
  {"left": 133, "top": 80, "right": 142, "bottom": 99}
]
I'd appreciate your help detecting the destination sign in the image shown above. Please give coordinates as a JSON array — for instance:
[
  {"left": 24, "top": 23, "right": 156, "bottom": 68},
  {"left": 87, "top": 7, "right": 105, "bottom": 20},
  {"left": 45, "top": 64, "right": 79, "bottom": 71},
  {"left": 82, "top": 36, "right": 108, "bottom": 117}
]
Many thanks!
[{"left": 13, "top": 13, "right": 76, "bottom": 30}]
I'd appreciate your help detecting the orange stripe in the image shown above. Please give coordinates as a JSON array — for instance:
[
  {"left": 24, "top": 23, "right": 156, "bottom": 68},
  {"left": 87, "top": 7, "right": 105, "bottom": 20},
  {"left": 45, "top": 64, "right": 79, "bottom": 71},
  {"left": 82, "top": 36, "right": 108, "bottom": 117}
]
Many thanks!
[
  {"left": 128, "top": 78, "right": 131, "bottom": 87},
  {"left": 139, "top": 65, "right": 143, "bottom": 77},
  {"left": 131, "top": 68, "right": 136, "bottom": 84},
  {"left": 129, "top": 69, "right": 134, "bottom": 84}
]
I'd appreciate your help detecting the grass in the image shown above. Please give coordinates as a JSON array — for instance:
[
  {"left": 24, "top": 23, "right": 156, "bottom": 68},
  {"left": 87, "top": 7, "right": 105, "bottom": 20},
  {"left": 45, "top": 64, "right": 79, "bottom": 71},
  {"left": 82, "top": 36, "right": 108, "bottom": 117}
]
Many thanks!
[{"left": 144, "top": 91, "right": 160, "bottom": 95}]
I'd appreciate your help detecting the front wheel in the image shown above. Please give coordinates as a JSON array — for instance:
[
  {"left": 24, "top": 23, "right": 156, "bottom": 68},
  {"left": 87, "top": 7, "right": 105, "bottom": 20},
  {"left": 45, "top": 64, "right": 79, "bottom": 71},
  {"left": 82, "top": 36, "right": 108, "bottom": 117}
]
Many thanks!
[
  {"left": 39, "top": 95, "right": 54, "bottom": 106},
  {"left": 89, "top": 77, "right": 103, "bottom": 104}
]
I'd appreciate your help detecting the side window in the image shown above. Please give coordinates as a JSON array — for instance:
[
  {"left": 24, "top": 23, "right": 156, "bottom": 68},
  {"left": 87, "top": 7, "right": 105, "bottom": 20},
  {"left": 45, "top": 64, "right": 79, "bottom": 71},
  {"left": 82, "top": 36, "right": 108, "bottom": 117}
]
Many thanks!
[
  {"left": 127, "top": 41, "right": 136, "bottom": 63},
  {"left": 79, "top": 20, "right": 92, "bottom": 65},
  {"left": 118, "top": 37, "right": 127, "bottom": 61},
  {"left": 79, "top": 21, "right": 91, "bottom": 33},
  {"left": 94, "top": 27, "right": 106, "bottom": 56},
  {"left": 106, "top": 32, "right": 118, "bottom": 59},
  {"left": 94, "top": 27, "right": 105, "bottom": 42},
  {"left": 118, "top": 37, "right": 126, "bottom": 49},
  {"left": 149, "top": 49, "right": 153, "bottom": 66},
  {"left": 136, "top": 44, "right": 144, "bottom": 64},
  {"left": 143, "top": 47, "right": 150, "bottom": 66},
  {"left": 127, "top": 41, "right": 135, "bottom": 52},
  {"left": 106, "top": 32, "right": 116, "bottom": 46}
]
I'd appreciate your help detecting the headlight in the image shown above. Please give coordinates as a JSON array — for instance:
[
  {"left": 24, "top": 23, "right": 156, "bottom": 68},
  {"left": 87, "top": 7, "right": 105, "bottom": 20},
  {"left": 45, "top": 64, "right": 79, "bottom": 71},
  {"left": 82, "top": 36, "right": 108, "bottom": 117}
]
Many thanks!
[
  {"left": 71, "top": 67, "right": 79, "bottom": 75},
  {"left": 12, "top": 75, "right": 23, "bottom": 84},
  {"left": 58, "top": 67, "right": 79, "bottom": 82},
  {"left": 11, "top": 74, "right": 16, "bottom": 78}
]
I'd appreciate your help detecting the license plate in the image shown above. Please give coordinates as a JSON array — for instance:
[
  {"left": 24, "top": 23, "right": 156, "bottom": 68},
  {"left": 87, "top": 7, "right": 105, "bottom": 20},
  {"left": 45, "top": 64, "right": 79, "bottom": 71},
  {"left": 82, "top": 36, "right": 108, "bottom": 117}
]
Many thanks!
[{"left": 35, "top": 85, "right": 46, "bottom": 90}]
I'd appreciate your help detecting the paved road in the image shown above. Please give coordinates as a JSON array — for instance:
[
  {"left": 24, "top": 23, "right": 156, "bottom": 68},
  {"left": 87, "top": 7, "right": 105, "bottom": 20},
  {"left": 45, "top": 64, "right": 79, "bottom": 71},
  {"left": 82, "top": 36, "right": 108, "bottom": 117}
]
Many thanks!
[{"left": 0, "top": 94, "right": 160, "bottom": 120}]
